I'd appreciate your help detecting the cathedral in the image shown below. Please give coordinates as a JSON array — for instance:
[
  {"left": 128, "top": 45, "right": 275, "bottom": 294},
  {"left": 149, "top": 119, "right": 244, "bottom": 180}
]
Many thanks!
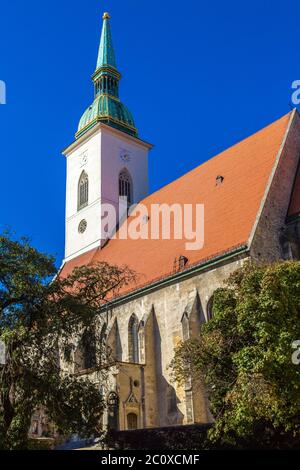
[{"left": 57, "top": 12, "right": 300, "bottom": 432}]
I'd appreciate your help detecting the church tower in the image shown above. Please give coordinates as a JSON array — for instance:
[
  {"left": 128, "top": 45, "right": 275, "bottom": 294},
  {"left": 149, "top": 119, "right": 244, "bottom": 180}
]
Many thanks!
[{"left": 63, "top": 12, "right": 152, "bottom": 262}]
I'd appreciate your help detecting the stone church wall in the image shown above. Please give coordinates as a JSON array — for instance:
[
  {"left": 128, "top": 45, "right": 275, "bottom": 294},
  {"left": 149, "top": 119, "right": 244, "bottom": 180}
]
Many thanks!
[{"left": 106, "top": 256, "right": 248, "bottom": 429}]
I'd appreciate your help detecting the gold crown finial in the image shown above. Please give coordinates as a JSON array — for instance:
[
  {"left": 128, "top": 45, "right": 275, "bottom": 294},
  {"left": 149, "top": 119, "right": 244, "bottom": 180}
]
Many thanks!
[{"left": 102, "top": 12, "right": 110, "bottom": 20}]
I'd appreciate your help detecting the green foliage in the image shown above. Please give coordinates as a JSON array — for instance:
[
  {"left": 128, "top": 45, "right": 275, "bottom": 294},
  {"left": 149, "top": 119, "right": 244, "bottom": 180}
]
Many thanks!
[
  {"left": 0, "top": 232, "right": 135, "bottom": 449},
  {"left": 171, "top": 261, "right": 300, "bottom": 447}
]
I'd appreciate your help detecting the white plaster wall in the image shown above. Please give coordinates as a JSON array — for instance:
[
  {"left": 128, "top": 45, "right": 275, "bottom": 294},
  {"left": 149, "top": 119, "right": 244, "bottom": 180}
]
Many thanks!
[
  {"left": 65, "top": 130, "right": 102, "bottom": 260},
  {"left": 64, "top": 125, "right": 150, "bottom": 261},
  {"left": 100, "top": 128, "right": 149, "bottom": 208}
]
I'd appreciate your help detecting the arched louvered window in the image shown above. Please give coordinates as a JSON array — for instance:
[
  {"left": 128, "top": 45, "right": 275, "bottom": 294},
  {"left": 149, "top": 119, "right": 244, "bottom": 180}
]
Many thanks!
[
  {"left": 119, "top": 169, "right": 132, "bottom": 205},
  {"left": 128, "top": 314, "right": 139, "bottom": 363},
  {"left": 78, "top": 171, "right": 88, "bottom": 211}
]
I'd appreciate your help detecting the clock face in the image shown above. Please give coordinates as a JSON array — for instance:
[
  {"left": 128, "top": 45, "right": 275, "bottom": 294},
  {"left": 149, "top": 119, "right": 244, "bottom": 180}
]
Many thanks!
[
  {"left": 80, "top": 154, "right": 88, "bottom": 166},
  {"left": 120, "top": 151, "right": 131, "bottom": 163}
]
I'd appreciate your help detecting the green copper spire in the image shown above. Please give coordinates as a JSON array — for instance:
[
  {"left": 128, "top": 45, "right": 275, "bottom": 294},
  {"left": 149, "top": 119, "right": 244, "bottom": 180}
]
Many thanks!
[
  {"left": 96, "top": 12, "right": 117, "bottom": 70},
  {"left": 76, "top": 13, "right": 138, "bottom": 139}
]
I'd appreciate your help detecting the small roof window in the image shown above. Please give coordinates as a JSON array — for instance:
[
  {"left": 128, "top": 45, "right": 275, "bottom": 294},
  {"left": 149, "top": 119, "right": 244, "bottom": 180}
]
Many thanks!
[{"left": 216, "top": 175, "right": 224, "bottom": 185}]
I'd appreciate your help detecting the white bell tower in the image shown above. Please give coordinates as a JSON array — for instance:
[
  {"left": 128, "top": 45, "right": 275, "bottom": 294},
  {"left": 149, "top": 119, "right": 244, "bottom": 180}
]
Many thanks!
[{"left": 62, "top": 13, "right": 152, "bottom": 262}]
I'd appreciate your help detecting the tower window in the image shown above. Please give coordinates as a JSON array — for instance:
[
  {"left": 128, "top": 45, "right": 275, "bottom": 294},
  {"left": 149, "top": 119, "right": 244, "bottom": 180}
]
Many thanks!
[
  {"left": 119, "top": 170, "right": 132, "bottom": 205},
  {"left": 78, "top": 171, "right": 89, "bottom": 211}
]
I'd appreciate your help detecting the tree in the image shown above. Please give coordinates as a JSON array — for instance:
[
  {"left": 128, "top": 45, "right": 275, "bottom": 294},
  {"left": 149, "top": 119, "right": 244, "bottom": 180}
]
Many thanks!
[
  {"left": 171, "top": 261, "right": 300, "bottom": 448},
  {"left": 0, "top": 232, "right": 135, "bottom": 449}
]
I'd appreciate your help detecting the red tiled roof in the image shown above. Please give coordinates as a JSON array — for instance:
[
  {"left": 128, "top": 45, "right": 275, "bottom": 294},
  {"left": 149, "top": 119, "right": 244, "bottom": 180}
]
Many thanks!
[
  {"left": 60, "top": 112, "right": 293, "bottom": 293},
  {"left": 59, "top": 247, "right": 99, "bottom": 277}
]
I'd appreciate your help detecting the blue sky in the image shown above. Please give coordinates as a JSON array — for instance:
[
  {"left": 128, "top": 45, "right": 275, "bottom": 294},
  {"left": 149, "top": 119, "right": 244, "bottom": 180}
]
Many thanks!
[{"left": 0, "top": 0, "right": 299, "bottom": 265}]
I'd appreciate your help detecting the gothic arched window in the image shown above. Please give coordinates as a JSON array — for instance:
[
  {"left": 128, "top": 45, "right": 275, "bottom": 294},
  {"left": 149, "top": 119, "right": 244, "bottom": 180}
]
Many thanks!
[
  {"left": 99, "top": 323, "right": 107, "bottom": 365},
  {"left": 81, "top": 329, "right": 96, "bottom": 370},
  {"left": 167, "top": 385, "right": 177, "bottom": 414},
  {"left": 107, "top": 319, "right": 122, "bottom": 362},
  {"left": 78, "top": 171, "right": 89, "bottom": 211},
  {"left": 74, "top": 328, "right": 96, "bottom": 373},
  {"left": 206, "top": 295, "right": 215, "bottom": 321},
  {"left": 119, "top": 169, "right": 132, "bottom": 205},
  {"left": 100, "top": 323, "right": 107, "bottom": 345},
  {"left": 128, "top": 314, "right": 139, "bottom": 363}
]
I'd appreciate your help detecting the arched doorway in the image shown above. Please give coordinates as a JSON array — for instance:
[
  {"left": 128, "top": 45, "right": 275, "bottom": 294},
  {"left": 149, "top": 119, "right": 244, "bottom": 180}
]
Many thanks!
[{"left": 127, "top": 412, "right": 138, "bottom": 430}]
